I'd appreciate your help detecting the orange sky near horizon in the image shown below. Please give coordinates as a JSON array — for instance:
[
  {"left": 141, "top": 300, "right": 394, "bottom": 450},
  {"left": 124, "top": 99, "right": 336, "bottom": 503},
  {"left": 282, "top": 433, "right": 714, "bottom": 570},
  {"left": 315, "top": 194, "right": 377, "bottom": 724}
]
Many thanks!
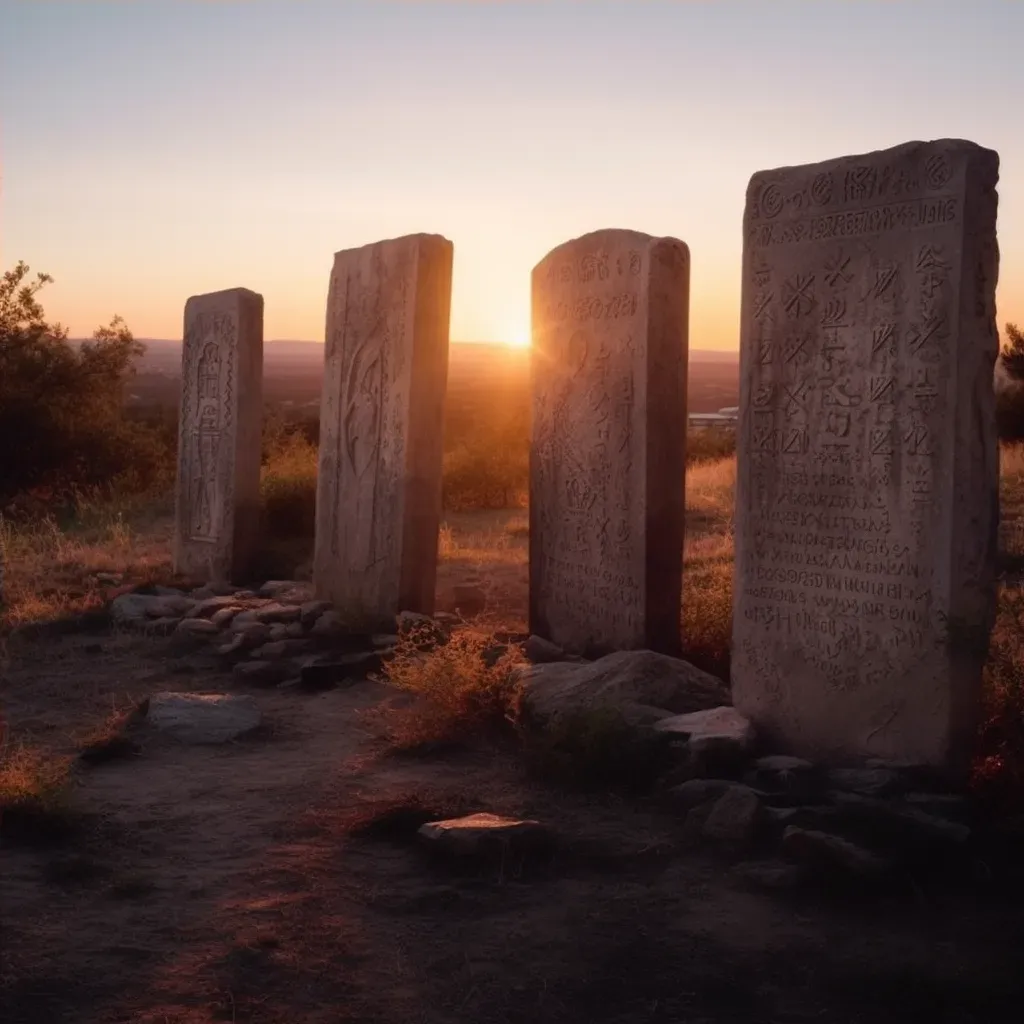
[{"left": 2, "top": 3, "right": 1022, "bottom": 350}]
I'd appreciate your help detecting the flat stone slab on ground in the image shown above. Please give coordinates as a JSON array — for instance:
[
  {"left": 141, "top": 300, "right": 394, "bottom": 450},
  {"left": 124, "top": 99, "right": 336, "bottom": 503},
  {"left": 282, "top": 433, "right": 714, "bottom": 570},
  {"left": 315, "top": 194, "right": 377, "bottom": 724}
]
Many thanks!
[
  {"left": 417, "top": 813, "right": 553, "bottom": 858},
  {"left": 146, "top": 692, "right": 261, "bottom": 744}
]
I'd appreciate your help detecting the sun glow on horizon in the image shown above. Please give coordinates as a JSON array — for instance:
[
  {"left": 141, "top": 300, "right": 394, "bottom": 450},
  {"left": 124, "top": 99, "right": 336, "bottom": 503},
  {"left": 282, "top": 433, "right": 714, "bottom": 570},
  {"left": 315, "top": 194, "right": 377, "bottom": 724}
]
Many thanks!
[{"left": 501, "top": 325, "right": 531, "bottom": 349}]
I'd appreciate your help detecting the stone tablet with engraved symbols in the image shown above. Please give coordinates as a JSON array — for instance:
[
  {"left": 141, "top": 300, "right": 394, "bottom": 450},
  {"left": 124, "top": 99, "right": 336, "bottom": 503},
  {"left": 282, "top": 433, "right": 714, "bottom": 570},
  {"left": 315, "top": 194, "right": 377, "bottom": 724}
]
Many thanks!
[
  {"left": 732, "top": 139, "right": 1000, "bottom": 772},
  {"left": 530, "top": 229, "right": 690, "bottom": 656},
  {"left": 314, "top": 234, "right": 453, "bottom": 624},
  {"left": 174, "top": 288, "right": 264, "bottom": 584}
]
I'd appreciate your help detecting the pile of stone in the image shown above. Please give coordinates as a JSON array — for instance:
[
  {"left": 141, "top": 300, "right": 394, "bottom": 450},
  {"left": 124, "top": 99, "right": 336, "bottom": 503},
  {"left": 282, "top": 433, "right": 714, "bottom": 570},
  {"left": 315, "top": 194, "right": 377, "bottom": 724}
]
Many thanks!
[
  {"left": 110, "top": 579, "right": 459, "bottom": 691},
  {"left": 517, "top": 649, "right": 975, "bottom": 884}
]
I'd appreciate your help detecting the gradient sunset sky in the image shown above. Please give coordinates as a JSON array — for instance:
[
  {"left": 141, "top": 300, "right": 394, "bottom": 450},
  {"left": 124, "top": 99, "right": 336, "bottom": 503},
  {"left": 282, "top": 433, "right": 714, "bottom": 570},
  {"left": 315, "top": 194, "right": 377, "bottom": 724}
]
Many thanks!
[{"left": 2, "top": 0, "right": 1022, "bottom": 350}]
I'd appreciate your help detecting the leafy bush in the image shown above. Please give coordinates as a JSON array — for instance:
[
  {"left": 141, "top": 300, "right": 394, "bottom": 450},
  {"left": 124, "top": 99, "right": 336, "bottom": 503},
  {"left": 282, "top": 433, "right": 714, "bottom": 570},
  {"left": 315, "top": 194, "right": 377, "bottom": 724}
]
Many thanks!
[
  {"left": 996, "top": 323, "right": 1024, "bottom": 441},
  {"left": 0, "top": 262, "right": 172, "bottom": 508}
]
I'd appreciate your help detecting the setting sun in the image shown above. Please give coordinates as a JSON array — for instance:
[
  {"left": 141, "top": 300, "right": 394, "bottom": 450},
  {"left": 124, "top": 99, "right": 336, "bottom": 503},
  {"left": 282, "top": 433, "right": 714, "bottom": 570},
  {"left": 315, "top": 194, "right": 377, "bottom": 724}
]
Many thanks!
[{"left": 504, "top": 326, "right": 531, "bottom": 349}]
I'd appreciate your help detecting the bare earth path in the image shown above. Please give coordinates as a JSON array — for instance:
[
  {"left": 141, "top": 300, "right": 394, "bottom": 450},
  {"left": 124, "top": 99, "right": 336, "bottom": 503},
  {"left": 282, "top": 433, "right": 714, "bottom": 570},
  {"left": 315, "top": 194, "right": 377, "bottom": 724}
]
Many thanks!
[{"left": 3, "top": 629, "right": 1023, "bottom": 1024}]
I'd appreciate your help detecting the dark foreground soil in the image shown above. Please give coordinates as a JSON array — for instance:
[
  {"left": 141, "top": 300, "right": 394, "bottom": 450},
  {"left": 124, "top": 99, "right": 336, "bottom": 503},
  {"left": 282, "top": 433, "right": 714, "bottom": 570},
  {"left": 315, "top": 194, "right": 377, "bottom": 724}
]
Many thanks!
[{"left": 2, "top": 629, "right": 1023, "bottom": 1024}]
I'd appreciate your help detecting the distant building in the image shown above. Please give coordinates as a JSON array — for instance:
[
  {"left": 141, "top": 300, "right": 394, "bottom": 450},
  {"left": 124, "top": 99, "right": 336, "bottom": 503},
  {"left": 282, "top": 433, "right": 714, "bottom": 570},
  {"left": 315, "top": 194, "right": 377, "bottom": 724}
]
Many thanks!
[{"left": 688, "top": 406, "right": 738, "bottom": 429}]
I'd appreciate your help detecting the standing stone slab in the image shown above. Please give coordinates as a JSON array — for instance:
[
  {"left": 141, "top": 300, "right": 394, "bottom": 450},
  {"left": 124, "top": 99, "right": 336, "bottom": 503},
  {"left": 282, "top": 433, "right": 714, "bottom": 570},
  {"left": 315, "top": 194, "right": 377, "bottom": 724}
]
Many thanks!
[
  {"left": 530, "top": 230, "right": 690, "bottom": 656},
  {"left": 732, "top": 139, "right": 1000, "bottom": 772},
  {"left": 173, "top": 288, "right": 264, "bottom": 584},
  {"left": 314, "top": 234, "right": 453, "bottom": 624}
]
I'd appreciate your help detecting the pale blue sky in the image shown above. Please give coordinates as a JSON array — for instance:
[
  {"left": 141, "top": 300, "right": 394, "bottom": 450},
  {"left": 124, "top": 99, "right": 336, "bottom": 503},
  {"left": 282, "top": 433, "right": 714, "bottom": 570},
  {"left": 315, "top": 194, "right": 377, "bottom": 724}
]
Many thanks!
[{"left": 2, "top": 0, "right": 1022, "bottom": 347}]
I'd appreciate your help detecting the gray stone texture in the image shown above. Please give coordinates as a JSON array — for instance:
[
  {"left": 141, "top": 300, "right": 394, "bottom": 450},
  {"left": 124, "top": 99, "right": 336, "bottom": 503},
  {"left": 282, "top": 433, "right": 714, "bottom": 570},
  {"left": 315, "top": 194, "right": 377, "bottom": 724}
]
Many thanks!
[
  {"left": 173, "top": 288, "right": 264, "bottom": 584},
  {"left": 530, "top": 229, "right": 690, "bottom": 656},
  {"left": 732, "top": 139, "right": 1000, "bottom": 773},
  {"left": 314, "top": 234, "right": 453, "bottom": 624}
]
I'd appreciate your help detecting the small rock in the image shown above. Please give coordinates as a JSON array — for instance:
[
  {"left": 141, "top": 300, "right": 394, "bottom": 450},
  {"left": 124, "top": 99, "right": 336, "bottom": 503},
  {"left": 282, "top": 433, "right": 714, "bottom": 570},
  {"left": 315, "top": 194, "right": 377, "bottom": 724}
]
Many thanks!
[
  {"left": 524, "top": 635, "right": 565, "bottom": 664},
  {"left": 451, "top": 584, "right": 487, "bottom": 618},
  {"left": 433, "top": 612, "right": 459, "bottom": 626},
  {"left": 827, "top": 767, "right": 903, "bottom": 798},
  {"left": 298, "top": 651, "right": 381, "bottom": 690},
  {"left": 232, "top": 661, "right": 292, "bottom": 687},
  {"left": 298, "top": 600, "right": 332, "bottom": 628},
  {"left": 284, "top": 621, "right": 306, "bottom": 639},
  {"left": 654, "top": 706, "right": 754, "bottom": 775},
  {"left": 232, "top": 589, "right": 259, "bottom": 600},
  {"left": 146, "top": 692, "right": 261, "bottom": 745},
  {"left": 668, "top": 778, "right": 740, "bottom": 810},
  {"left": 94, "top": 572, "right": 123, "bottom": 585},
  {"left": 702, "top": 785, "right": 762, "bottom": 848},
  {"left": 111, "top": 593, "right": 191, "bottom": 626},
  {"left": 253, "top": 602, "right": 302, "bottom": 625},
  {"left": 734, "top": 860, "right": 804, "bottom": 890},
  {"left": 216, "top": 635, "right": 248, "bottom": 658},
  {"left": 151, "top": 586, "right": 185, "bottom": 598},
  {"left": 232, "top": 623, "right": 273, "bottom": 649},
  {"left": 142, "top": 616, "right": 181, "bottom": 637},
  {"left": 746, "top": 755, "right": 821, "bottom": 804},
  {"left": 417, "top": 813, "right": 553, "bottom": 859},
  {"left": 251, "top": 639, "right": 314, "bottom": 660},
  {"left": 210, "top": 606, "right": 243, "bottom": 628},
  {"left": 782, "top": 826, "right": 890, "bottom": 878},
  {"left": 187, "top": 596, "right": 245, "bottom": 619},
  {"left": 268, "top": 623, "right": 290, "bottom": 642},
  {"left": 371, "top": 633, "right": 400, "bottom": 649},
  {"left": 189, "top": 586, "right": 218, "bottom": 601},
  {"left": 902, "top": 792, "right": 970, "bottom": 821},
  {"left": 176, "top": 617, "right": 220, "bottom": 635},
  {"left": 230, "top": 610, "right": 259, "bottom": 629},
  {"left": 259, "top": 580, "right": 300, "bottom": 598},
  {"left": 311, "top": 610, "right": 345, "bottom": 637}
]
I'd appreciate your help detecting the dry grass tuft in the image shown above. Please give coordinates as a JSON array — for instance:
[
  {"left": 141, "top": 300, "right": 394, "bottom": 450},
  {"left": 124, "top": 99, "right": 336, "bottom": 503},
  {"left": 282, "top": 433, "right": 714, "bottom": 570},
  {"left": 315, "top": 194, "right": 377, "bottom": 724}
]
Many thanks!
[
  {"left": 77, "top": 700, "right": 148, "bottom": 766},
  {"left": 368, "top": 627, "right": 526, "bottom": 753},
  {"left": 0, "top": 741, "right": 78, "bottom": 844}
]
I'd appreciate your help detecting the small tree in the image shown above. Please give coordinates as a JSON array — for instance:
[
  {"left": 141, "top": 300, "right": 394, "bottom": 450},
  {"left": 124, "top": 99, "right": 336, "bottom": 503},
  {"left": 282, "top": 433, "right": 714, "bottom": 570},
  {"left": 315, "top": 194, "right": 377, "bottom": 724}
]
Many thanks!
[{"left": 0, "top": 261, "right": 169, "bottom": 506}]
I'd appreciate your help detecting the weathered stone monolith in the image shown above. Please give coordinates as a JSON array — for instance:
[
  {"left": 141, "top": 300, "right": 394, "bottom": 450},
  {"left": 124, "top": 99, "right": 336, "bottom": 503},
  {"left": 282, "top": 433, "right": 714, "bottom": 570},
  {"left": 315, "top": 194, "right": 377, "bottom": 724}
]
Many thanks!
[
  {"left": 314, "top": 234, "right": 453, "bottom": 625},
  {"left": 530, "top": 229, "right": 690, "bottom": 656},
  {"left": 732, "top": 139, "right": 1000, "bottom": 772},
  {"left": 173, "top": 288, "right": 264, "bottom": 584}
]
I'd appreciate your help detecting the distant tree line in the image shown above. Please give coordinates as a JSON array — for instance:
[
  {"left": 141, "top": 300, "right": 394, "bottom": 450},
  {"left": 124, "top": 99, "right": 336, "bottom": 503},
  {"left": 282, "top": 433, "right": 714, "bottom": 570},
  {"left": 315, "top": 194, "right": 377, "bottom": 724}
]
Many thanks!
[{"left": 997, "top": 322, "right": 1024, "bottom": 441}]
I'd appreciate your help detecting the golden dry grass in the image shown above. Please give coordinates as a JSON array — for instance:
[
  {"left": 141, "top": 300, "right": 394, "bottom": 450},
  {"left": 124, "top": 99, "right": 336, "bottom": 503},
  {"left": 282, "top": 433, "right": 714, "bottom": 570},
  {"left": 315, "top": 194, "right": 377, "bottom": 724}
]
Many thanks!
[
  {"left": 0, "top": 738, "right": 77, "bottom": 842},
  {"left": 367, "top": 626, "right": 526, "bottom": 753}
]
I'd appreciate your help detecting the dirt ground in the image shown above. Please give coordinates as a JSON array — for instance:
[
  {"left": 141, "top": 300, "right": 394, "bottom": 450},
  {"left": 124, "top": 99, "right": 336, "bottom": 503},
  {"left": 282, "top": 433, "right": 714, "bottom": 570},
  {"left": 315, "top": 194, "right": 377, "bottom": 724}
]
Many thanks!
[{"left": 3, "top": 617, "right": 1024, "bottom": 1024}]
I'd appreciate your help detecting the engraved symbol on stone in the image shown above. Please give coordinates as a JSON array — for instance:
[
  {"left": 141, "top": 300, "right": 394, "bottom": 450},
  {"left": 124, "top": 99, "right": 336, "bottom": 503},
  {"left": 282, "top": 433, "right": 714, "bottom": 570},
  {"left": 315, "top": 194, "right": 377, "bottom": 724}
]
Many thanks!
[
  {"left": 903, "top": 424, "right": 932, "bottom": 456},
  {"left": 845, "top": 165, "right": 877, "bottom": 201},
  {"left": 871, "top": 265, "right": 899, "bottom": 299},
  {"left": 782, "top": 428, "right": 808, "bottom": 455},
  {"left": 752, "top": 383, "right": 775, "bottom": 408},
  {"left": 810, "top": 172, "right": 833, "bottom": 206},
  {"left": 753, "top": 291, "right": 775, "bottom": 322},
  {"left": 924, "top": 153, "right": 952, "bottom": 190},
  {"left": 911, "top": 369, "right": 940, "bottom": 410},
  {"left": 558, "top": 264, "right": 573, "bottom": 283},
  {"left": 823, "top": 379, "right": 862, "bottom": 408},
  {"left": 342, "top": 335, "right": 384, "bottom": 478},
  {"left": 782, "top": 378, "right": 811, "bottom": 415},
  {"left": 821, "top": 334, "right": 845, "bottom": 372},
  {"left": 752, "top": 410, "right": 776, "bottom": 451},
  {"left": 628, "top": 251, "right": 642, "bottom": 276},
  {"left": 906, "top": 315, "right": 947, "bottom": 355},
  {"left": 567, "top": 329, "right": 589, "bottom": 371},
  {"left": 782, "top": 333, "right": 812, "bottom": 366},
  {"left": 910, "top": 479, "right": 931, "bottom": 504},
  {"left": 871, "top": 323, "right": 897, "bottom": 356},
  {"left": 782, "top": 273, "right": 815, "bottom": 319},
  {"left": 580, "top": 252, "right": 610, "bottom": 282},
  {"left": 869, "top": 375, "right": 895, "bottom": 404},
  {"left": 820, "top": 298, "right": 847, "bottom": 327},
  {"left": 916, "top": 245, "right": 950, "bottom": 273},
  {"left": 825, "top": 411, "right": 851, "bottom": 438},
  {"left": 751, "top": 258, "right": 772, "bottom": 287},
  {"left": 756, "top": 335, "right": 774, "bottom": 365},
  {"left": 823, "top": 251, "right": 852, "bottom": 289},
  {"left": 759, "top": 182, "right": 784, "bottom": 219}
]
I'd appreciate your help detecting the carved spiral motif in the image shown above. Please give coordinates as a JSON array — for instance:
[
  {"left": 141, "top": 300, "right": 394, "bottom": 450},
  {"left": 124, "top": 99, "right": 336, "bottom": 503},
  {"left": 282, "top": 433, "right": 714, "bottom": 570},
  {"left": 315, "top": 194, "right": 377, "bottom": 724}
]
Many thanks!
[
  {"left": 925, "top": 154, "right": 952, "bottom": 190},
  {"left": 759, "top": 183, "right": 784, "bottom": 219},
  {"left": 810, "top": 172, "right": 834, "bottom": 206}
]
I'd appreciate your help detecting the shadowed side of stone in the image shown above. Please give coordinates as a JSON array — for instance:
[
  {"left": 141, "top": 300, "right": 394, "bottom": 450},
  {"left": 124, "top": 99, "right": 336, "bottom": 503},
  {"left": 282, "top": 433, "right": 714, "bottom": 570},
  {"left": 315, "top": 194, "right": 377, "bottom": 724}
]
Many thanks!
[{"left": 417, "top": 813, "right": 554, "bottom": 860}]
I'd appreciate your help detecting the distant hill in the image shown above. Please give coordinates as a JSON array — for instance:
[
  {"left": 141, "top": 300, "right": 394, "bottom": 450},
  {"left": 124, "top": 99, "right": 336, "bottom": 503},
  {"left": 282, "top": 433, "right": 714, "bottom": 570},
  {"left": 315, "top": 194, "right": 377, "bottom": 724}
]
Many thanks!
[{"left": 87, "top": 338, "right": 737, "bottom": 413}]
